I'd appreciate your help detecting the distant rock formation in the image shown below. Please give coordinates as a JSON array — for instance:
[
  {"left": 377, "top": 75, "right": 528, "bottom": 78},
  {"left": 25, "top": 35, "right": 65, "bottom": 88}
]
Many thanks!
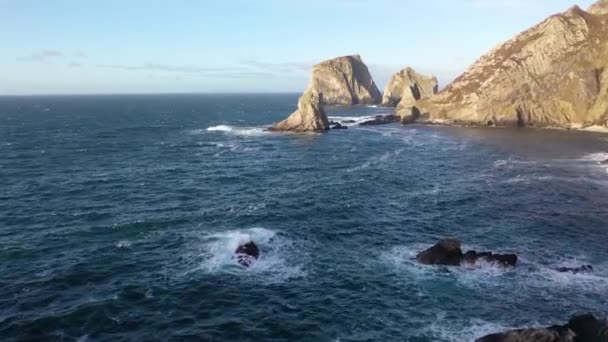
[
  {"left": 306, "top": 55, "right": 382, "bottom": 106},
  {"left": 477, "top": 314, "right": 608, "bottom": 342},
  {"left": 411, "top": 1, "right": 608, "bottom": 129},
  {"left": 416, "top": 239, "right": 518, "bottom": 267},
  {"left": 382, "top": 67, "right": 438, "bottom": 112},
  {"left": 270, "top": 91, "right": 329, "bottom": 132}
]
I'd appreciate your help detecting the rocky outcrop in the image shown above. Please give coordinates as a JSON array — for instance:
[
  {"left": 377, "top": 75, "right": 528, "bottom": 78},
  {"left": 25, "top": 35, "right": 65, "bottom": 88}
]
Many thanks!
[
  {"left": 235, "top": 241, "right": 260, "bottom": 268},
  {"left": 383, "top": 67, "right": 438, "bottom": 109},
  {"left": 270, "top": 91, "right": 329, "bottom": 132},
  {"left": 411, "top": 1, "right": 608, "bottom": 129},
  {"left": 306, "top": 55, "right": 382, "bottom": 106},
  {"left": 477, "top": 314, "right": 608, "bottom": 342},
  {"left": 358, "top": 114, "right": 397, "bottom": 126},
  {"left": 416, "top": 239, "right": 463, "bottom": 266},
  {"left": 416, "top": 239, "right": 518, "bottom": 267}
]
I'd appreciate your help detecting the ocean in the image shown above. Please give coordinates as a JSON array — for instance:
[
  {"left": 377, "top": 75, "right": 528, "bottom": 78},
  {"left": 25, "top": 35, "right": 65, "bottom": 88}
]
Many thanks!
[{"left": 1, "top": 94, "right": 607, "bottom": 341}]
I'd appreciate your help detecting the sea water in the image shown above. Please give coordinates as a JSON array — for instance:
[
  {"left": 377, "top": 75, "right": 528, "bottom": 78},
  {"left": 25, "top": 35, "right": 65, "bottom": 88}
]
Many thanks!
[{"left": 1, "top": 94, "right": 607, "bottom": 341}]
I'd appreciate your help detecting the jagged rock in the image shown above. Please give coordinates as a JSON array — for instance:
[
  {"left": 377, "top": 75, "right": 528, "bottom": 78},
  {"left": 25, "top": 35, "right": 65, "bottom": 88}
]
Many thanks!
[
  {"left": 270, "top": 91, "right": 329, "bottom": 132},
  {"left": 415, "top": 1, "right": 608, "bottom": 129},
  {"left": 358, "top": 114, "right": 397, "bottom": 126},
  {"left": 476, "top": 314, "right": 608, "bottom": 342},
  {"left": 383, "top": 67, "right": 438, "bottom": 109},
  {"left": 306, "top": 55, "right": 382, "bottom": 106},
  {"left": 331, "top": 123, "right": 348, "bottom": 130},
  {"left": 416, "top": 239, "right": 463, "bottom": 266},
  {"left": 556, "top": 265, "right": 594, "bottom": 274},
  {"left": 235, "top": 241, "right": 260, "bottom": 268},
  {"left": 417, "top": 239, "right": 518, "bottom": 267}
]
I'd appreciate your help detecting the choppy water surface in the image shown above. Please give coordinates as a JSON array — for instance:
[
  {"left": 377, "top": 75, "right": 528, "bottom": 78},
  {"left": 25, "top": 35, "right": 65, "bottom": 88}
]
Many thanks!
[{"left": 1, "top": 94, "right": 607, "bottom": 341}]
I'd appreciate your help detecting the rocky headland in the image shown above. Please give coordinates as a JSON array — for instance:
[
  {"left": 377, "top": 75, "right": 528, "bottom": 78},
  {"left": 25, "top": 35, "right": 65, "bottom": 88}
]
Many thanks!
[{"left": 405, "top": 0, "right": 608, "bottom": 130}]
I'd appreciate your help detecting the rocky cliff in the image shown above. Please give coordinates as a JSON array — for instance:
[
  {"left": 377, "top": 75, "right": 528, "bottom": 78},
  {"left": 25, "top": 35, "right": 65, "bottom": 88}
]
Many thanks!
[
  {"left": 382, "top": 67, "right": 438, "bottom": 107},
  {"left": 306, "top": 55, "right": 382, "bottom": 106},
  {"left": 410, "top": 0, "right": 608, "bottom": 129},
  {"left": 270, "top": 91, "right": 329, "bottom": 132}
]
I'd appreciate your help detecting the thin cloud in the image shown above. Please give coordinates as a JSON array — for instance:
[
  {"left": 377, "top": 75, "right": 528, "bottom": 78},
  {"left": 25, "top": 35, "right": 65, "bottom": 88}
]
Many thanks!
[
  {"left": 95, "top": 62, "right": 278, "bottom": 79},
  {"left": 17, "top": 49, "right": 63, "bottom": 62}
]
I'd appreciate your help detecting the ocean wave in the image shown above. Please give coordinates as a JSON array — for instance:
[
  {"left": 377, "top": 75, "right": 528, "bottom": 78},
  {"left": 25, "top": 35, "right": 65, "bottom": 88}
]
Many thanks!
[
  {"left": 425, "top": 317, "right": 513, "bottom": 342},
  {"left": 192, "top": 125, "right": 270, "bottom": 137},
  {"left": 328, "top": 115, "right": 378, "bottom": 126},
  {"left": 583, "top": 152, "right": 608, "bottom": 173},
  {"left": 192, "top": 227, "right": 306, "bottom": 283},
  {"left": 347, "top": 148, "right": 404, "bottom": 172}
]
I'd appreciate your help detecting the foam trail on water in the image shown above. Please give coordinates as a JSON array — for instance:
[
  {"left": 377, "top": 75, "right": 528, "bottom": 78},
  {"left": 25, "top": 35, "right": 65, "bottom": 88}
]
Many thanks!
[{"left": 196, "top": 125, "right": 270, "bottom": 137}]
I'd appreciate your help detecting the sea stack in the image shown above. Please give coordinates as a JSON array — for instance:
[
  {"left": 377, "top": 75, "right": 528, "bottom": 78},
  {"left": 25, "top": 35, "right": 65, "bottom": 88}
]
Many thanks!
[
  {"left": 306, "top": 55, "right": 382, "bottom": 106},
  {"left": 270, "top": 91, "right": 329, "bottom": 132},
  {"left": 413, "top": 0, "right": 608, "bottom": 129},
  {"left": 382, "top": 67, "right": 438, "bottom": 107}
]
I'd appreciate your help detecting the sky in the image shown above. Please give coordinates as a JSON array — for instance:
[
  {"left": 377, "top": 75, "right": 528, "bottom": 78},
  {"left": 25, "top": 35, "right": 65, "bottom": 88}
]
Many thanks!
[{"left": 0, "top": 0, "right": 597, "bottom": 95}]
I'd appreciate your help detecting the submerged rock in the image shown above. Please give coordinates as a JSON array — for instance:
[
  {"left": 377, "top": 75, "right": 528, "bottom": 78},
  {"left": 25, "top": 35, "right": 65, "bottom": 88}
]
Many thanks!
[
  {"left": 476, "top": 314, "right": 608, "bottom": 342},
  {"left": 270, "top": 91, "right": 329, "bottom": 132},
  {"left": 383, "top": 67, "right": 438, "bottom": 107},
  {"left": 417, "top": 239, "right": 518, "bottom": 267},
  {"left": 462, "top": 250, "right": 518, "bottom": 267},
  {"left": 556, "top": 265, "right": 594, "bottom": 274},
  {"left": 358, "top": 114, "right": 397, "bottom": 126},
  {"left": 331, "top": 123, "right": 348, "bottom": 130},
  {"left": 600, "top": 159, "right": 608, "bottom": 165},
  {"left": 306, "top": 55, "right": 382, "bottom": 106},
  {"left": 415, "top": 1, "right": 608, "bottom": 129},
  {"left": 235, "top": 241, "right": 260, "bottom": 268}
]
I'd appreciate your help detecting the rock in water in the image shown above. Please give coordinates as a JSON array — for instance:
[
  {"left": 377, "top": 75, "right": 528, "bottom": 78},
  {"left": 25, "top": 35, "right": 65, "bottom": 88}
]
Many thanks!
[
  {"left": 358, "top": 114, "right": 397, "bottom": 126},
  {"left": 462, "top": 251, "right": 518, "bottom": 267},
  {"left": 476, "top": 314, "right": 608, "bottom": 342},
  {"left": 416, "top": 239, "right": 463, "bottom": 266},
  {"left": 556, "top": 265, "right": 594, "bottom": 274},
  {"left": 415, "top": 1, "right": 608, "bottom": 129},
  {"left": 382, "top": 67, "right": 438, "bottom": 110},
  {"left": 306, "top": 55, "right": 382, "bottom": 106},
  {"left": 235, "top": 241, "right": 260, "bottom": 268},
  {"left": 270, "top": 91, "right": 329, "bottom": 132}
]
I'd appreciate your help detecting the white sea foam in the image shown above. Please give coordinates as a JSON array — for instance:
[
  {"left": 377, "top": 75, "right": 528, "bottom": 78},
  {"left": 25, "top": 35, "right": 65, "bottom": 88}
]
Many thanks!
[
  {"left": 426, "top": 317, "right": 513, "bottom": 342},
  {"left": 194, "top": 227, "right": 306, "bottom": 283},
  {"left": 115, "top": 240, "right": 132, "bottom": 248},
  {"left": 328, "top": 115, "right": 378, "bottom": 126},
  {"left": 197, "top": 125, "right": 270, "bottom": 137}
]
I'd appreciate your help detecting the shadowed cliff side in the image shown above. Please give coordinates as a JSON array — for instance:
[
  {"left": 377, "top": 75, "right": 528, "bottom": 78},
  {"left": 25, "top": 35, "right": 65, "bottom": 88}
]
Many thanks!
[
  {"left": 409, "top": 0, "right": 608, "bottom": 129},
  {"left": 269, "top": 91, "right": 329, "bottom": 132}
]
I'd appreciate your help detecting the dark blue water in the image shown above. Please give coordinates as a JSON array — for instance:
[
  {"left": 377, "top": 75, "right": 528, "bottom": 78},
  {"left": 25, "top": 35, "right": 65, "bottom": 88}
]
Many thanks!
[{"left": 1, "top": 94, "right": 608, "bottom": 341}]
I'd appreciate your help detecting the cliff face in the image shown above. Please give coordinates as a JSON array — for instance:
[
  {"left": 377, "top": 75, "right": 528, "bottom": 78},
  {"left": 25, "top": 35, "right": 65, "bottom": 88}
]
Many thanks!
[
  {"left": 413, "top": 1, "right": 608, "bottom": 129},
  {"left": 270, "top": 91, "right": 329, "bottom": 132},
  {"left": 306, "top": 55, "right": 382, "bottom": 106},
  {"left": 382, "top": 67, "right": 438, "bottom": 107}
]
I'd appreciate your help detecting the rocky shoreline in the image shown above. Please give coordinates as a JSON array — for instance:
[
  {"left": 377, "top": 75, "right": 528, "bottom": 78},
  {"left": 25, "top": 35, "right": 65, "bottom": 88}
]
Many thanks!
[{"left": 271, "top": 0, "right": 608, "bottom": 133}]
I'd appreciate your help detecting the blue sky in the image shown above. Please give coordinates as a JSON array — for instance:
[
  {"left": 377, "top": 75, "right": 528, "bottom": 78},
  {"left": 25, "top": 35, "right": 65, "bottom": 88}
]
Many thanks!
[{"left": 0, "top": 0, "right": 596, "bottom": 95}]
